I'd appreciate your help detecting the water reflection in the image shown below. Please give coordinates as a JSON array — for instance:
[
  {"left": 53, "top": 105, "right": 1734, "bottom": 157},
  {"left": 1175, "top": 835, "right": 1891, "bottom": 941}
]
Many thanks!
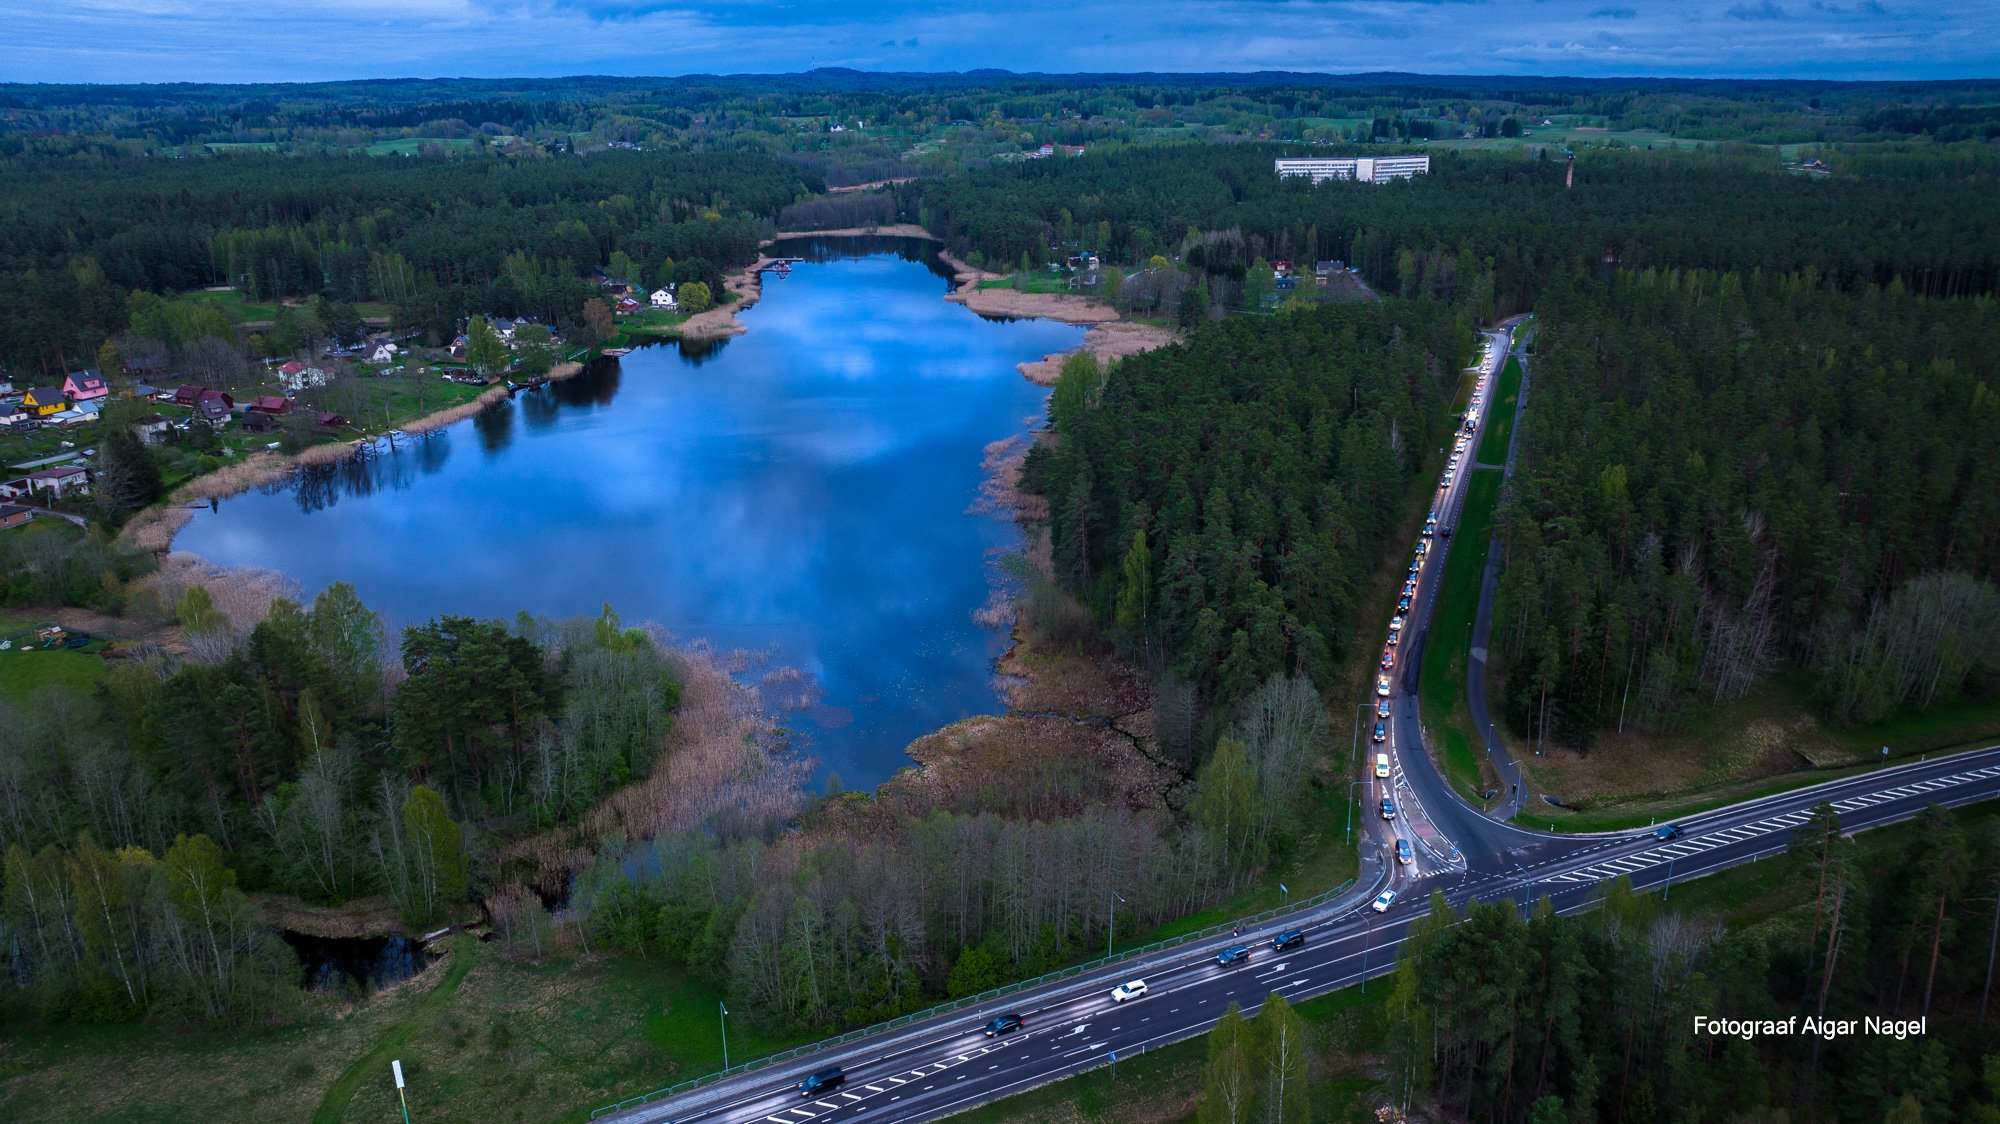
[{"left": 177, "top": 238, "right": 1083, "bottom": 787}]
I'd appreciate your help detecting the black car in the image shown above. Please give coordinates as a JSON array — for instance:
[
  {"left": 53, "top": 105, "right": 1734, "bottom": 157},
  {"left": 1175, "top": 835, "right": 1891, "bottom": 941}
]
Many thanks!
[
  {"left": 1216, "top": 944, "right": 1251, "bottom": 966},
  {"left": 983, "top": 1013, "right": 1024, "bottom": 1037},
  {"left": 800, "top": 1067, "right": 846, "bottom": 1095},
  {"left": 1270, "top": 929, "right": 1305, "bottom": 951},
  {"left": 1372, "top": 721, "right": 1387, "bottom": 743},
  {"left": 1655, "top": 824, "right": 1684, "bottom": 841},
  {"left": 1381, "top": 797, "right": 1397, "bottom": 820},
  {"left": 1398, "top": 596, "right": 1412, "bottom": 612}
]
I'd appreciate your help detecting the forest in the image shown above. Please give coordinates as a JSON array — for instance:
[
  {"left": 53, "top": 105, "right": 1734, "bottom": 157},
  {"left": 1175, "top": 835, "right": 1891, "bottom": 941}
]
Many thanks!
[
  {"left": 903, "top": 142, "right": 2000, "bottom": 317},
  {"left": 0, "top": 149, "right": 817, "bottom": 372},
  {"left": 1022, "top": 302, "right": 1464, "bottom": 704},
  {"left": 1490, "top": 270, "right": 2000, "bottom": 744}
]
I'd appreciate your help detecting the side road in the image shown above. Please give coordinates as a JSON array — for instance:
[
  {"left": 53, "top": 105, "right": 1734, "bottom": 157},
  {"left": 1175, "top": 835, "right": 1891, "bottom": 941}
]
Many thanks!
[{"left": 1466, "top": 319, "right": 1532, "bottom": 821}]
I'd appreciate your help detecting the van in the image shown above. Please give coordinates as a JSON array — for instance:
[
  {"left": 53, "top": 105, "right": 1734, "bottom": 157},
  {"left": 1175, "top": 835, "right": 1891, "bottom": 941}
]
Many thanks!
[
  {"left": 1374, "top": 753, "right": 1391, "bottom": 779},
  {"left": 800, "top": 1067, "right": 846, "bottom": 1095}
]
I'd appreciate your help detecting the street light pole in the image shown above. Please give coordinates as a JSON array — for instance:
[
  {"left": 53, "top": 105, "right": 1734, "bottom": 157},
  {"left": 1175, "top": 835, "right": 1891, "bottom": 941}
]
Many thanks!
[
  {"left": 1346, "top": 780, "right": 1365, "bottom": 845},
  {"left": 719, "top": 1001, "right": 730, "bottom": 1071},
  {"left": 1663, "top": 857, "right": 1676, "bottom": 903},
  {"left": 1107, "top": 890, "right": 1125, "bottom": 958}
]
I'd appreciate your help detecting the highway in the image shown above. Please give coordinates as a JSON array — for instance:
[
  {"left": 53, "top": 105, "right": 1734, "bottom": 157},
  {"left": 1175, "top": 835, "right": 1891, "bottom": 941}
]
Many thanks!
[{"left": 597, "top": 319, "right": 2000, "bottom": 1124}]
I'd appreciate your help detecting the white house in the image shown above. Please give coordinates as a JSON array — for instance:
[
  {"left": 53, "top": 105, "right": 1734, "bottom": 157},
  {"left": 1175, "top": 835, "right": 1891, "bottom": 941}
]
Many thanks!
[
  {"left": 27, "top": 465, "right": 90, "bottom": 498},
  {"left": 649, "top": 287, "right": 678, "bottom": 311},
  {"left": 370, "top": 341, "right": 399, "bottom": 363}
]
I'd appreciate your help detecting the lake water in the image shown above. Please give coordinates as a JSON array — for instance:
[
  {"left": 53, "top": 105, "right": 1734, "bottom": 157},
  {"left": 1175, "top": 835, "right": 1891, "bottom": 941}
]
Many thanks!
[{"left": 176, "top": 237, "right": 1082, "bottom": 787}]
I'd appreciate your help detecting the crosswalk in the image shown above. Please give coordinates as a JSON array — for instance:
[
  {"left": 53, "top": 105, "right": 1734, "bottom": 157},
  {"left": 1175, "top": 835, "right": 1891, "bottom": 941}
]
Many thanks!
[{"left": 1541, "top": 764, "right": 2000, "bottom": 885}]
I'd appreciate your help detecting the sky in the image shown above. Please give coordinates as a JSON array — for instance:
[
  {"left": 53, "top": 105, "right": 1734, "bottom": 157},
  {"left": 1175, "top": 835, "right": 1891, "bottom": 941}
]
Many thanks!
[{"left": 3, "top": 0, "right": 1995, "bottom": 85}]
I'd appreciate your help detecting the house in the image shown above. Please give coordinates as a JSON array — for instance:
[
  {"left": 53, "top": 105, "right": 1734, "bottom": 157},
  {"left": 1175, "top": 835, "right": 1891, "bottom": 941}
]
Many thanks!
[
  {"left": 0, "top": 478, "right": 30, "bottom": 499},
  {"left": 0, "top": 503, "right": 33, "bottom": 530},
  {"left": 493, "top": 318, "right": 518, "bottom": 341},
  {"left": 133, "top": 413, "right": 173, "bottom": 445},
  {"left": 241, "top": 411, "right": 282, "bottom": 434},
  {"left": 649, "top": 286, "right": 678, "bottom": 310},
  {"left": 370, "top": 341, "right": 398, "bottom": 363},
  {"left": 278, "top": 360, "right": 308, "bottom": 378},
  {"left": 316, "top": 411, "right": 349, "bottom": 429},
  {"left": 616, "top": 297, "right": 642, "bottom": 314},
  {"left": 27, "top": 465, "right": 90, "bottom": 498},
  {"left": 22, "top": 386, "right": 68, "bottom": 418},
  {"left": 62, "top": 369, "right": 109, "bottom": 401},
  {"left": 131, "top": 383, "right": 167, "bottom": 402},
  {"left": 0, "top": 401, "right": 27, "bottom": 428},
  {"left": 196, "top": 390, "right": 234, "bottom": 425},
  {"left": 172, "top": 383, "right": 207, "bottom": 408},
  {"left": 249, "top": 395, "right": 291, "bottom": 416},
  {"left": 1314, "top": 260, "right": 1343, "bottom": 278},
  {"left": 49, "top": 398, "right": 104, "bottom": 425}
]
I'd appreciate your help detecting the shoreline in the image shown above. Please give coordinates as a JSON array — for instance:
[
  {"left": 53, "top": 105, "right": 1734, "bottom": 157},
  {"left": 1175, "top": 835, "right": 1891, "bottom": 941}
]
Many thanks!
[{"left": 125, "top": 359, "right": 588, "bottom": 555}]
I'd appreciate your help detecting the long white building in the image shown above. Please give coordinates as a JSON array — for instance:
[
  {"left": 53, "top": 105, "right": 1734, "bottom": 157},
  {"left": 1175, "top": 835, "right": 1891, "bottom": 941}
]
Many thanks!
[{"left": 1275, "top": 155, "right": 1430, "bottom": 184}]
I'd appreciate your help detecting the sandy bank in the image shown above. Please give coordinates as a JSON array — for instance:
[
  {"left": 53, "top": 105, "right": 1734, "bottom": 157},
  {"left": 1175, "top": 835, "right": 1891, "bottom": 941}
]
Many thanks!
[
  {"left": 761, "top": 222, "right": 936, "bottom": 246},
  {"left": 1015, "top": 320, "right": 1180, "bottom": 386},
  {"left": 674, "top": 261, "right": 768, "bottom": 340},
  {"left": 125, "top": 360, "right": 588, "bottom": 555}
]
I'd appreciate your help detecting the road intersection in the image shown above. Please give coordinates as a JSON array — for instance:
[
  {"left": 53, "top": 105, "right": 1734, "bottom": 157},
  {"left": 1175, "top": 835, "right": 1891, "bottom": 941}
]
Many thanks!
[{"left": 598, "top": 319, "right": 1999, "bottom": 1124}]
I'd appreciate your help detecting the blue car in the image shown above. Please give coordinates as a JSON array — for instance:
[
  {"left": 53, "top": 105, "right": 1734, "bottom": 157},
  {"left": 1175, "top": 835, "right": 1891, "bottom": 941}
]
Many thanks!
[{"left": 1216, "top": 944, "right": 1251, "bottom": 966}]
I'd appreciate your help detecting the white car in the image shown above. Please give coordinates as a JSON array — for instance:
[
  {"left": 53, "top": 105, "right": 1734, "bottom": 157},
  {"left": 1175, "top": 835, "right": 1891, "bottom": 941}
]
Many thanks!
[
  {"left": 1375, "top": 752, "right": 1391, "bottom": 779},
  {"left": 1389, "top": 615, "right": 1404, "bottom": 631},
  {"left": 1376, "top": 675, "right": 1391, "bottom": 697},
  {"left": 1371, "top": 889, "right": 1398, "bottom": 913},
  {"left": 1110, "top": 980, "right": 1148, "bottom": 1003}
]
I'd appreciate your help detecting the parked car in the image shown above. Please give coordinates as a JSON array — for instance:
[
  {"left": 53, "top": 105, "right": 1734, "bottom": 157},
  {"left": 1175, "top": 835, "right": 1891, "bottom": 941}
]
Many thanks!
[
  {"left": 1111, "top": 980, "right": 1148, "bottom": 1002},
  {"left": 1215, "top": 945, "right": 1251, "bottom": 967},
  {"left": 1271, "top": 929, "right": 1305, "bottom": 951},
  {"left": 984, "top": 1013, "right": 1024, "bottom": 1037},
  {"left": 800, "top": 1067, "right": 846, "bottom": 1096},
  {"left": 1372, "top": 889, "right": 1398, "bottom": 913}
]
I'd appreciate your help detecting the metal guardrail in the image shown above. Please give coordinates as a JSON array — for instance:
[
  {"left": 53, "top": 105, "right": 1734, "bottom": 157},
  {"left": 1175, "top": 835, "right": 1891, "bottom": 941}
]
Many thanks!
[{"left": 588, "top": 876, "right": 1359, "bottom": 1119}]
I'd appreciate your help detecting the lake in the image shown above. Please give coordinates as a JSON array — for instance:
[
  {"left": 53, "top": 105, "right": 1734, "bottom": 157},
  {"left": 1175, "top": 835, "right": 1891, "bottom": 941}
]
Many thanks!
[{"left": 175, "top": 236, "right": 1083, "bottom": 788}]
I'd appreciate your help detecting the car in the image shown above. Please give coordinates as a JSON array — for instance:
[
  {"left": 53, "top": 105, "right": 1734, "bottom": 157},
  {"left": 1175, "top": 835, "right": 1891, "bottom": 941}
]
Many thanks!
[
  {"left": 1376, "top": 675, "right": 1391, "bottom": 697},
  {"left": 1440, "top": 525, "right": 1453, "bottom": 538},
  {"left": 1111, "top": 980, "right": 1148, "bottom": 1002},
  {"left": 800, "top": 1067, "right": 847, "bottom": 1095},
  {"left": 1271, "top": 929, "right": 1305, "bottom": 950},
  {"left": 1655, "top": 824, "right": 1684, "bottom": 841},
  {"left": 1375, "top": 752, "right": 1391, "bottom": 779},
  {"left": 1389, "top": 615, "right": 1404, "bottom": 631},
  {"left": 1396, "top": 838, "right": 1414, "bottom": 864},
  {"left": 1372, "top": 720, "right": 1387, "bottom": 743},
  {"left": 1448, "top": 456, "right": 1459, "bottom": 468},
  {"left": 1376, "top": 699, "right": 1391, "bottom": 719},
  {"left": 1414, "top": 540, "right": 1429, "bottom": 556},
  {"left": 1380, "top": 649, "right": 1394, "bottom": 670},
  {"left": 1423, "top": 521, "right": 1435, "bottom": 536},
  {"left": 1427, "top": 508, "right": 1439, "bottom": 522},
  {"left": 1216, "top": 945, "right": 1251, "bottom": 967},
  {"left": 1371, "top": 889, "right": 1398, "bottom": 913},
  {"left": 1387, "top": 628, "right": 1401, "bottom": 645},
  {"left": 1381, "top": 798, "right": 1396, "bottom": 820},
  {"left": 1403, "top": 579, "right": 1417, "bottom": 596},
  {"left": 984, "top": 1013, "right": 1025, "bottom": 1037}
]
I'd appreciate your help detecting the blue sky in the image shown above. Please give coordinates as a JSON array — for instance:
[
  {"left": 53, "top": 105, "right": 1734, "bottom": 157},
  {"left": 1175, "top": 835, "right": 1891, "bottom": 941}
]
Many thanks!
[{"left": 5, "top": 0, "right": 1994, "bottom": 84}]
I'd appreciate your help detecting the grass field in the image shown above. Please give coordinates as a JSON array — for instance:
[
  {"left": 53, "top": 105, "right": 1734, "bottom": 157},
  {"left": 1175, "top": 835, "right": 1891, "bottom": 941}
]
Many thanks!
[
  {"left": 0, "top": 603, "right": 111, "bottom": 702},
  {"left": 1476, "top": 354, "right": 1522, "bottom": 466},
  {"left": 176, "top": 289, "right": 392, "bottom": 326},
  {"left": 977, "top": 272, "right": 1074, "bottom": 295},
  {"left": 1426, "top": 126, "right": 1719, "bottom": 154},
  {"left": 362, "top": 137, "right": 477, "bottom": 157},
  {"left": 1418, "top": 469, "right": 1503, "bottom": 802}
]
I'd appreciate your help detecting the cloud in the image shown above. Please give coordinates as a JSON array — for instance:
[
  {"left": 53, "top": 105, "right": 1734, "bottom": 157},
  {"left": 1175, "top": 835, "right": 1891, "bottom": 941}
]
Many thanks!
[{"left": 0, "top": 0, "right": 1992, "bottom": 84}]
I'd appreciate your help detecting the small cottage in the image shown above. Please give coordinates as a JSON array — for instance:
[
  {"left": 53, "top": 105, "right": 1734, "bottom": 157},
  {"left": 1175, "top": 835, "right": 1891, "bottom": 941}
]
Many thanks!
[{"left": 62, "top": 369, "right": 109, "bottom": 401}]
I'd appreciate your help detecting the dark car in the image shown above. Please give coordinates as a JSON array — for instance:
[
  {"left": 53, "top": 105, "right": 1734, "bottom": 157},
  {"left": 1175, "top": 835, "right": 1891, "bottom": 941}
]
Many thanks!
[
  {"left": 1216, "top": 944, "right": 1251, "bottom": 966},
  {"left": 1441, "top": 525, "right": 1453, "bottom": 538},
  {"left": 1655, "top": 824, "right": 1684, "bottom": 841},
  {"left": 1376, "top": 699, "right": 1392, "bottom": 719},
  {"left": 983, "top": 1013, "right": 1024, "bottom": 1037},
  {"left": 1270, "top": 929, "right": 1305, "bottom": 951},
  {"left": 1398, "top": 596, "right": 1413, "bottom": 613},
  {"left": 800, "top": 1067, "right": 846, "bottom": 1095},
  {"left": 1372, "top": 721, "right": 1387, "bottom": 743},
  {"left": 1381, "top": 798, "right": 1397, "bottom": 820}
]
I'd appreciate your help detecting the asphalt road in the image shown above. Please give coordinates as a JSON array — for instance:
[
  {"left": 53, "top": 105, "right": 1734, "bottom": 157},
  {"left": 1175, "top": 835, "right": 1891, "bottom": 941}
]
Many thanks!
[{"left": 598, "top": 316, "right": 2000, "bottom": 1124}]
